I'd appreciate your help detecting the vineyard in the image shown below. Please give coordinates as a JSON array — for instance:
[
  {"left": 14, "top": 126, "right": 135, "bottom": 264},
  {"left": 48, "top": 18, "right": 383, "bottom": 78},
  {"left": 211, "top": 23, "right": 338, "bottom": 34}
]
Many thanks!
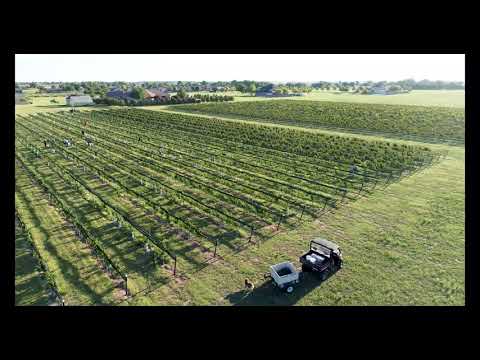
[
  {"left": 172, "top": 100, "right": 465, "bottom": 144},
  {"left": 15, "top": 108, "right": 442, "bottom": 304}
]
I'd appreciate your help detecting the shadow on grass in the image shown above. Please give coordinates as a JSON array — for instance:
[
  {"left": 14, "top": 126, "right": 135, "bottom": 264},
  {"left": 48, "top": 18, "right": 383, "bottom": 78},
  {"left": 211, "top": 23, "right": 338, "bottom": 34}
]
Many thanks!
[
  {"left": 16, "top": 165, "right": 118, "bottom": 305},
  {"left": 36, "top": 105, "right": 68, "bottom": 109},
  {"left": 15, "top": 226, "right": 53, "bottom": 306},
  {"left": 225, "top": 266, "right": 341, "bottom": 306}
]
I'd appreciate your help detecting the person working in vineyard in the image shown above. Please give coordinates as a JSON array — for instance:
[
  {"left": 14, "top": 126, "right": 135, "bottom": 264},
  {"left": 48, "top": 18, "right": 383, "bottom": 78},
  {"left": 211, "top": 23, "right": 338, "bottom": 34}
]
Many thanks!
[
  {"left": 350, "top": 164, "right": 358, "bottom": 175},
  {"left": 349, "top": 164, "right": 358, "bottom": 179}
]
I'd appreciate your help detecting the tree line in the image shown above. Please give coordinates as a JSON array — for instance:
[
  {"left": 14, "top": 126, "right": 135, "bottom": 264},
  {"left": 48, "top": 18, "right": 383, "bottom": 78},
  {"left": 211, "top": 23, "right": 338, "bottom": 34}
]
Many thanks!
[
  {"left": 93, "top": 92, "right": 234, "bottom": 107},
  {"left": 16, "top": 78, "right": 464, "bottom": 97}
]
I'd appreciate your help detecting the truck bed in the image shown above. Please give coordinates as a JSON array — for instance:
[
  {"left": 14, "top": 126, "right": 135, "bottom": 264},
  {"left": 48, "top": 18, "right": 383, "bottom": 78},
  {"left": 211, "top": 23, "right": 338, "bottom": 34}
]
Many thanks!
[{"left": 300, "top": 250, "right": 330, "bottom": 268}]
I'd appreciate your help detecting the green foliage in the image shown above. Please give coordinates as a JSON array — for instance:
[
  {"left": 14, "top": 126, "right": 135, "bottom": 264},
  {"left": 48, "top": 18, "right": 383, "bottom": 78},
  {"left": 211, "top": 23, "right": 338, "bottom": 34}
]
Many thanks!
[
  {"left": 131, "top": 87, "right": 146, "bottom": 100},
  {"left": 176, "top": 89, "right": 187, "bottom": 98},
  {"left": 173, "top": 100, "right": 465, "bottom": 143}
]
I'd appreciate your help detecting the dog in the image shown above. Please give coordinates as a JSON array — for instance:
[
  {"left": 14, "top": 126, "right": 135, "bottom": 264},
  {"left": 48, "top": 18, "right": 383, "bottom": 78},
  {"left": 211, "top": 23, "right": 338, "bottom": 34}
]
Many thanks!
[{"left": 244, "top": 278, "right": 255, "bottom": 291}]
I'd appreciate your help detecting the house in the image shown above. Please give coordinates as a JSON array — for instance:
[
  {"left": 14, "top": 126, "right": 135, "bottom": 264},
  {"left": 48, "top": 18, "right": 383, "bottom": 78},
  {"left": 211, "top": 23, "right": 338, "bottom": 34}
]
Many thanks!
[
  {"left": 65, "top": 95, "right": 94, "bottom": 106},
  {"left": 47, "top": 87, "right": 66, "bottom": 93},
  {"left": 255, "top": 83, "right": 277, "bottom": 97},
  {"left": 106, "top": 88, "right": 141, "bottom": 102},
  {"left": 369, "top": 84, "right": 388, "bottom": 95},
  {"left": 144, "top": 88, "right": 170, "bottom": 101},
  {"left": 255, "top": 91, "right": 274, "bottom": 97},
  {"left": 106, "top": 88, "right": 130, "bottom": 99}
]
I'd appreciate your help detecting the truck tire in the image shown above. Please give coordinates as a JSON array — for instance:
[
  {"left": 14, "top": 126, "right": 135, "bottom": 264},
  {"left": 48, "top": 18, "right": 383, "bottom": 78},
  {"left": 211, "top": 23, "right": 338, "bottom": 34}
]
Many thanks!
[{"left": 286, "top": 286, "right": 294, "bottom": 293}]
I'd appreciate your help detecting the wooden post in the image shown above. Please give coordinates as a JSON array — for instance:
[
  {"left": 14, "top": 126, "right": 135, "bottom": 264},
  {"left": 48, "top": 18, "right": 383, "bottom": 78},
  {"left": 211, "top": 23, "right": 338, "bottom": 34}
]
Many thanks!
[
  {"left": 322, "top": 198, "right": 329, "bottom": 212},
  {"left": 62, "top": 298, "right": 65, "bottom": 307},
  {"left": 386, "top": 170, "right": 393, "bottom": 184},
  {"left": 214, "top": 238, "right": 218, "bottom": 258},
  {"left": 248, "top": 227, "right": 254, "bottom": 242},
  {"left": 299, "top": 204, "right": 306, "bottom": 221},
  {"left": 124, "top": 274, "right": 128, "bottom": 296},
  {"left": 276, "top": 215, "right": 282, "bottom": 231},
  {"left": 173, "top": 256, "right": 177, "bottom": 276}
]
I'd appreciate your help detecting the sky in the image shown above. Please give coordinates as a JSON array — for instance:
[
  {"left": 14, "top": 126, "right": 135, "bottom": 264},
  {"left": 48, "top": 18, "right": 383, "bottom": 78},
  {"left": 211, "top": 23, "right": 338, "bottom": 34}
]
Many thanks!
[{"left": 15, "top": 54, "right": 465, "bottom": 83}]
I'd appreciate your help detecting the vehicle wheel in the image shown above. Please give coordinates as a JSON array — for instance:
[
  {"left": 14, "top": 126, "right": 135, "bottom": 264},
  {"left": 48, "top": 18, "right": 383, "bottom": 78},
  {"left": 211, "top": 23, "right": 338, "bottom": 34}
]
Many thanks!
[
  {"left": 301, "top": 264, "right": 311, "bottom": 272},
  {"left": 320, "top": 272, "right": 327, "bottom": 281},
  {"left": 286, "top": 286, "right": 294, "bottom": 293}
]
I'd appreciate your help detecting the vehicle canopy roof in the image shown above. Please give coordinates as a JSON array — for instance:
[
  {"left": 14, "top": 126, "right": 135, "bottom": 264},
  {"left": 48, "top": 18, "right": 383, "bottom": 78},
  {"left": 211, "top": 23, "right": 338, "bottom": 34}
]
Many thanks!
[{"left": 311, "top": 237, "right": 340, "bottom": 252}]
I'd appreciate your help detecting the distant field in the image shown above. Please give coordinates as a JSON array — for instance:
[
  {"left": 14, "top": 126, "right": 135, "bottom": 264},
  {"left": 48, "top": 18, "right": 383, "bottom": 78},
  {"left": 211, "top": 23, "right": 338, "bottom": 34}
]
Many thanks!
[
  {"left": 284, "top": 90, "right": 465, "bottom": 108},
  {"left": 187, "top": 90, "right": 465, "bottom": 108},
  {"left": 171, "top": 100, "right": 465, "bottom": 144},
  {"left": 15, "top": 94, "right": 113, "bottom": 115}
]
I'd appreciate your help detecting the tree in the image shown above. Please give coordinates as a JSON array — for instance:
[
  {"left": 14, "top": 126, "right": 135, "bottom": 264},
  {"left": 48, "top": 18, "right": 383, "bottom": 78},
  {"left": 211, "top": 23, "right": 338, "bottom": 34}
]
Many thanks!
[
  {"left": 247, "top": 83, "right": 256, "bottom": 95},
  {"left": 131, "top": 87, "right": 146, "bottom": 100},
  {"left": 388, "top": 85, "right": 402, "bottom": 93},
  {"left": 236, "top": 84, "right": 246, "bottom": 93},
  {"left": 176, "top": 89, "right": 187, "bottom": 98}
]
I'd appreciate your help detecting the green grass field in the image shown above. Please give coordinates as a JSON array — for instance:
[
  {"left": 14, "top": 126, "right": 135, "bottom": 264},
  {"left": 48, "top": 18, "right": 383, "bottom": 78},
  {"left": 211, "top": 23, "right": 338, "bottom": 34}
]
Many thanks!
[
  {"left": 285, "top": 90, "right": 464, "bottom": 108},
  {"left": 185, "top": 90, "right": 464, "bottom": 108},
  {"left": 15, "top": 94, "right": 113, "bottom": 115},
  {"left": 15, "top": 90, "right": 465, "bottom": 306}
]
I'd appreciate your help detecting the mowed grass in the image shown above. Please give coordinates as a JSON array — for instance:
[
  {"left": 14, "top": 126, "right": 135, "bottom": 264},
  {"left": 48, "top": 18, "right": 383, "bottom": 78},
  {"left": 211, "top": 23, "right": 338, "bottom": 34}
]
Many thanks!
[
  {"left": 15, "top": 94, "right": 115, "bottom": 115},
  {"left": 281, "top": 90, "right": 465, "bottom": 108},
  {"left": 126, "top": 130, "right": 464, "bottom": 306},
  {"left": 177, "top": 90, "right": 464, "bottom": 108}
]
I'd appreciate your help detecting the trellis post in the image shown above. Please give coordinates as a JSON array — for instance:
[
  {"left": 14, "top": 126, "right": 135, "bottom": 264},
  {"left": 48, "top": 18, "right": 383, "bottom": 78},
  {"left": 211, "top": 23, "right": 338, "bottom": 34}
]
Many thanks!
[
  {"left": 173, "top": 256, "right": 177, "bottom": 276},
  {"left": 214, "top": 237, "right": 219, "bottom": 258},
  {"left": 322, "top": 198, "right": 329, "bottom": 212},
  {"left": 299, "top": 204, "right": 306, "bottom": 222},
  {"left": 386, "top": 170, "right": 393, "bottom": 185},
  {"left": 372, "top": 175, "right": 378, "bottom": 190},
  {"left": 124, "top": 274, "right": 128, "bottom": 296}
]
